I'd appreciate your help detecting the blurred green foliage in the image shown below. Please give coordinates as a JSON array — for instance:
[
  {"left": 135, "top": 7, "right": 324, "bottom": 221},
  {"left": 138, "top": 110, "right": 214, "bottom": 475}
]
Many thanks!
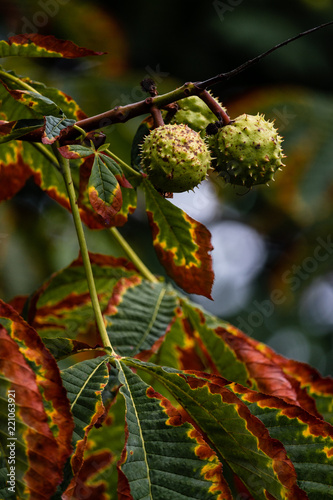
[{"left": 0, "top": 0, "right": 333, "bottom": 374}]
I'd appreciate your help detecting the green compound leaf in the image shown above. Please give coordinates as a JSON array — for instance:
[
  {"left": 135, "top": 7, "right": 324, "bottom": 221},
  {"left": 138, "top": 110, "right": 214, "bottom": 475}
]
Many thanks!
[
  {"left": 124, "top": 359, "right": 309, "bottom": 500},
  {"left": 27, "top": 253, "right": 138, "bottom": 342},
  {"left": 104, "top": 276, "right": 179, "bottom": 357},
  {"left": 117, "top": 361, "right": 229, "bottom": 500},
  {"left": 0, "top": 34, "right": 105, "bottom": 58},
  {"left": 0, "top": 300, "right": 74, "bottom": 500},
  {"left": 58, "top": 144, "right": 133, "bottom": 226},
  {"left": 143, "top": 178, "right": 214, "bottom": 299},
  {"left": 58, "top": 144, "right": 132, "bottom": 189},
  {"left": 232, "top": 383, "right": 333, "bottom": 499}
]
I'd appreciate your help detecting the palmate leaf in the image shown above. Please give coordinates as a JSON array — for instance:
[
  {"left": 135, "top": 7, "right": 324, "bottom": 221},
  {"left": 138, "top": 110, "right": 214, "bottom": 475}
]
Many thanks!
[
  {"left": 58, "top": 144, "right": 133, "bottom": 190},
  {"left": 104, "top": 276, "right": 179, "bottom": 357},
  {"left": 143, "top": 178, "right": 214, "bottom": 299},
  {"left": 125, "top": 359, "right": 311, "bottom": 500},
  {"left": 0, "top": 34, "right": 105, "bottom": 58},
  {"left": 117, "top": 361, "right": 229, "bottom": 500},
  {"left": 27, "top": 253, "right": 137, "bottom": 345},
  {"left": 0, "top": 300, "right": 73, "bottom": 499}
]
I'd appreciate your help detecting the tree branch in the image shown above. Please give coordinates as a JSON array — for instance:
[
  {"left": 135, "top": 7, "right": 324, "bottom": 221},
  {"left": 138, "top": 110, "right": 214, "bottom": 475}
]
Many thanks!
[
  {"left": 196, "top": 21, "right": 333, "bottom": 89},
  {"left": 17, "top": 21, "right": 333, "bottom": 144}
]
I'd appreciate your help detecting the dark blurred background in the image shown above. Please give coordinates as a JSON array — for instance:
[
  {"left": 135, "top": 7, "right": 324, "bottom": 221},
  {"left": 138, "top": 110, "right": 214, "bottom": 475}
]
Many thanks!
[{"left": 1, "top": 0, "right": 333, "bottom": 374}]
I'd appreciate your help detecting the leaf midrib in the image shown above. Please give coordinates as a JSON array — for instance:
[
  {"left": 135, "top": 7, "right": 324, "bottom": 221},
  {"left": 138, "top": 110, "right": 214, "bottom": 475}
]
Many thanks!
[
  {"left": 134, "top": 285, "right": 167, "bottom": 352},
  {"left": 119, "top": 363, "right": 152, "bottom": 498},
  {"left": 70, "top": 359, "right": 106, "bottom": 411}
]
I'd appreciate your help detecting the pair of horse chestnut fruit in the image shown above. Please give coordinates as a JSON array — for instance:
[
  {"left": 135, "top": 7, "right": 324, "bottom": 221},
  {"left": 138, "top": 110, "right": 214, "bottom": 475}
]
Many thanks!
[{"left": 139, "top": 96, "right": 285, "bottom": 193}]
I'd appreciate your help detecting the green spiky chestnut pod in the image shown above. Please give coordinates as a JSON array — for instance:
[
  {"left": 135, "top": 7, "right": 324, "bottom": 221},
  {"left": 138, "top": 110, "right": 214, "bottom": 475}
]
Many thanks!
[
  {"left": 165, "top": 93, "right": 227, "bottom": 135},
  {"left": 208, "top": 113, "right": 286, "bottom": 187},
  {"left": 140, "top": 123, "right": 211, "bottom": 193}
]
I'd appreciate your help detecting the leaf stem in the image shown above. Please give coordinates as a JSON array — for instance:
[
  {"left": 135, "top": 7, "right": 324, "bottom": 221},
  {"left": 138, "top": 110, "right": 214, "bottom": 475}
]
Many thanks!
[
  {"left": 52, "top": 143, "right": 115, "bottom": 355},
  {"left": 31, "top": 142, "right": 60, "bottom": 170},
  {"left": 0, "top": 69, "right": 42, "bottom": 93},
  {"left": 105, "top": 149, "right": 142, "bottom": 181},
  {"left": 109, "top": 227, "right": 158, "bottom": 284},
  {"left": 73, "top": 124, "right": 87, "bottom": 139}
]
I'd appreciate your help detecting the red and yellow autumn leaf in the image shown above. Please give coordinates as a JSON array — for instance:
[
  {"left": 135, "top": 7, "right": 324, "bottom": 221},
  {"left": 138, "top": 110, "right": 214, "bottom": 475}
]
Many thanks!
[
  {"left": 0, "top": 300, "right": 74, "bottom": 499},
  {"left": 0, "top": 34, "right": 105, "bottom": 59}
]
